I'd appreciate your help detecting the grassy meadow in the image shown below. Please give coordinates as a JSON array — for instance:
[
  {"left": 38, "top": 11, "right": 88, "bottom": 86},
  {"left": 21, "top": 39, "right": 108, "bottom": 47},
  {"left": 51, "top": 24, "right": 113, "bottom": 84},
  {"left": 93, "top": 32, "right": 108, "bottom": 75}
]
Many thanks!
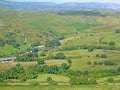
[{"left": 0, "top": 85, "right": 120, "bottom": 90}]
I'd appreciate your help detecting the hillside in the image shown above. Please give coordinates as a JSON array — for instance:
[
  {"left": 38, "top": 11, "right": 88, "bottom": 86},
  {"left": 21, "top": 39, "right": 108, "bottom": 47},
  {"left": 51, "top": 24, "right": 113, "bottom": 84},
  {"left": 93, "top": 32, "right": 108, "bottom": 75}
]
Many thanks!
[
  {"left": 0, "top": 9, "right": 105, "bottom": 56},
  {"left": 0, "top": 9, "right": 120, "bottom": 87},
  {"left": 0, "top": 0, "right": 120, "bottom": 10}
]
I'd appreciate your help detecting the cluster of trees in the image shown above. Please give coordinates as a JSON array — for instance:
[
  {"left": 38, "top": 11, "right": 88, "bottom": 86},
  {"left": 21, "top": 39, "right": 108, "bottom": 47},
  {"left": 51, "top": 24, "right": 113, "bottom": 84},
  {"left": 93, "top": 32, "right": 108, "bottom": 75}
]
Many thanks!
[
  {"left": 6, "top": 39, "right": 20, "bottom": 48},
  {"left": 58, "top": 11, "right": 103, "bottom": 16},
  {"left": 0, "top": 38, "right": 20, "bottom": 48},
  {"left": 16, "top": 51, "right": 38, "bottom": 62},
  {"left": 0, "top": 62, "right": 120, "bottom": 85},
  {"left": 45, "top": 38, "right": 61, "bottom": 48},
  {"left": 0, "top": 62, "right": 70, "bottom": 82},
  {"left": 96, "top": 54, "right": 107, "bottom": 58},
  {"left": 31, "top": 42, "right": 41, "bottom": 47},
  {"left": 87, "top": 60, "right": 116, "bottom": 66},
  {"left": 70, "top": 77, "right": 97, "bottom": 85},
  {"left": 60, "top": 43, "right": 119, "bottom": 51},
  {"left": 46, "top": 52, "right": 66, "bottom": 60},
  {"left": 16, "top": 48, "right": 39, "bottom": 62}
]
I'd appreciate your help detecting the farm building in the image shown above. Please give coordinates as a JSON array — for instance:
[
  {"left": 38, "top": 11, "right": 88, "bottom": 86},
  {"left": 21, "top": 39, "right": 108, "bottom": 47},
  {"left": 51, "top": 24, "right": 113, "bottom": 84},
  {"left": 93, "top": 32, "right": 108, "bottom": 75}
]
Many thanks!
[
  {"left": 36, "top": 45, "right": 45, "bottom": 49},
  {"left": 0, "top": 57, "right": 16, "bottom": 63}
]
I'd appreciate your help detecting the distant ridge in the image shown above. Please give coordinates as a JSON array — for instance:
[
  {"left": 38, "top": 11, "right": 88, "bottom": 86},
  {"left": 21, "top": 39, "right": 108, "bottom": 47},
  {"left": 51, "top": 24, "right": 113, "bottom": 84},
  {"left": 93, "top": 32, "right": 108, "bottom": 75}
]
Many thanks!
[{"left": 0, "top": 0, "right": 120, "bottom": 10}]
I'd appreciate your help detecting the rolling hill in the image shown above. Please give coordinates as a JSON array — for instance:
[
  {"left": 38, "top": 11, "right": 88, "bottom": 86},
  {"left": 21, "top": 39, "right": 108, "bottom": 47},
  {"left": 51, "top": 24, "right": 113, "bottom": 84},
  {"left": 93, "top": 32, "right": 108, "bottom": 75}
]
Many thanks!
[{"left": 0, "top": 0, "right": 120, "bottom": 11}]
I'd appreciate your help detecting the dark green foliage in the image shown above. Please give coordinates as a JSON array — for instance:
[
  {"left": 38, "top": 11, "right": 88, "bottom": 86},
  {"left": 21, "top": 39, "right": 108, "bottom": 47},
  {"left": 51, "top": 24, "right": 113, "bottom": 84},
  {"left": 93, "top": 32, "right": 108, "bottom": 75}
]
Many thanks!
[
  {"left": 6, "top": 39, "right": 20, "bottom": 48},
  {"left": 101, "top": 54, "right": 107, "bottom": 58},
  {"left": 87, "top": 61, "right": 91, "bottom": 65},
  {"left": 46, "top": 77, "right": 52, "bottom": 81},
  {"left": 61, "top": 63, "right": 69, "bottom": 70},
  {"left": 88, "top": 47, "right": 94, "bottom": 52},
  {"left": 45, "top": 39, "right": 61, "bottom": 47},
  {"left": 37, "top": 58, "right": 45, "bottom": 65},
  {"left": 115, "top": 29, "right": 120, "bottom": 33},
  {"left": 93, "top": 61, "right": 97, "bottom": 65},
  {"left": 96, "top": 54, "right": 100, "bottom": 57},
  {"left": 104, "top": 61, "right": 115, "bottom": 65},
  {"left": 117, "top": 67, "right": 120, "bottom": 72},
  {"left": 3, "top": 64, "right": 25, "bottom": 80},
  {"left": 70, "top": 76, "right": 97, "bottom": 85},
  {"left": 32, "top": 48, "right": 39, "bottom": 53},
  {"left": 4, "top": 32, "right": 14, "bottom": 38},
  {"left": 58, "top": 11, "right": 103, "bottom": 16},
  {"left": 48, "top": 65, "right": 59, "bottom": 74},
  {"left": 0, "top": 39, "right": 5, "bottom": 47},
  {"left": 109, "top": 41, "right": 115, "bottom": 46},
  {"left": 54, "top": 52, "right": 65, "bottom": 59},
  {"left": 16, "top": 56, "right": 34, "bottom": 62},
  {"left": 31, "top": 42, "right": 41, "bottom": 47},
  {"left": 98, "top": 62, "right": 103, "bottom": 65}
]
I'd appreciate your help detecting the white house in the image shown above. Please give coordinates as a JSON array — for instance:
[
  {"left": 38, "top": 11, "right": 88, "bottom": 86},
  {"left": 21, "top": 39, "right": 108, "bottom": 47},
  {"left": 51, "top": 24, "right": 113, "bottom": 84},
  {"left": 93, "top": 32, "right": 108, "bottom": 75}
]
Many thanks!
[{"left": 36, "top": 45, "right": 45, "bottom": 49}]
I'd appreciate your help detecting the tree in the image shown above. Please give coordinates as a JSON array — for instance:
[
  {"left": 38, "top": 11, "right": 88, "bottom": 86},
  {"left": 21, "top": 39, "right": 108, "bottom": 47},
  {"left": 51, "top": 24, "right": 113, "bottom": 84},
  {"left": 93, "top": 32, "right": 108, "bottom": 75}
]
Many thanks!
[
  {"left": 88, "top": 47, "right": 94, "bottom": 52},
  {"left": 87, "top": 61, "right": 91, "bottom": 65},
  {"left": 93, "top": 61, "right": 97, "bottom": 65},
  {"left": 101, "top": 54, "right": 107, "bottom": 58},
  {"left": 55, "top": 52, "right": 65, "bottom": 59},
  {"left": 96, "top": 54, "right": 100, "bottom": 57},
  {"left": 46, "top": 77, "right": 57, "bottom": 85},
  {"left": 37, "top": 58, "right": 45, "bottom": 65},
  {"left": 61, "top": 63, "right": 69, "bottom": 70},
  {"left": 109, "top": 41, "right": 115, "bottom": 46},
  {"left": 46, "top": 77, "right": 52, "bottom": 81},
  {"left": 31, "top": 42, "right": 41, "bottom": 47},
  {"left": 0, "top": 39, "right": 5, "bottom": 47},
  {"left": 98, "top": 62, "right": 103, "bottom": 65},
  {"left": 115, "top": 29, "right": 120, "bottom": 33}
]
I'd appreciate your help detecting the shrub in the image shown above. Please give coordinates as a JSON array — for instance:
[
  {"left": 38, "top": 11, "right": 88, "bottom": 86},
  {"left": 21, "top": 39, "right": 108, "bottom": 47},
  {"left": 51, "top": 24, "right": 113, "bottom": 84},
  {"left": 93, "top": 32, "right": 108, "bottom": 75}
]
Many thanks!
[
  {"left": 101, "top": 54, "right": 107, "bottom": 58},
  {"left": 46, "top": 77, "right": 52, "bottom": 81},
  {"left": 115, "top": 29, "right": 120, "bottom": 33},
  {"left": 54, "top": 52, "right": 65, "bottom": 59},
  {"left": 93, "top": 61, "right": 97, "bottom": 65},
  {"left": 87, "top": 61, "right": 91, "bottom": 65},
  {"left": 109, "top": 41, "right": 115, "bottom": 46},
  {"left": 37, "top": 58, "right": 45, "bottom": 65},
  {"left": 88, "top": 47, "right": 94, "bottom": 52},
  {"left": 96, "top": 54, "right": 100, "bottom": 57},
  {"left": 98, "top": 62, "right": 103, "bottom": 65},
  {"left": 104, "top": 61, "right": 115, "bottom": 65}
]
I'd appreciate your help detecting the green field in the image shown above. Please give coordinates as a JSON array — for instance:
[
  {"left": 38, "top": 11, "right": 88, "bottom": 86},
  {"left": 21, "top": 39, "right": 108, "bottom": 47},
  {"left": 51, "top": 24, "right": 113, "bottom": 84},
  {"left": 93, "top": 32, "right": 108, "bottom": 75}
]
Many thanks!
[
  {"left": 26, "top": 74, "right": 70, "bottom": 83},
  {"left": 0, "top": 85, "right": 120, "bottom": 90}
]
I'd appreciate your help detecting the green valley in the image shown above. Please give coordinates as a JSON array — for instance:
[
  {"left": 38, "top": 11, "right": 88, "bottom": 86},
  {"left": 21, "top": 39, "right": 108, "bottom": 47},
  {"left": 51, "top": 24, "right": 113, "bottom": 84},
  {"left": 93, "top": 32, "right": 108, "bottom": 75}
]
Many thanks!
[{"left": 0, "top": 9, "right": 120, "bottom": 90}]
